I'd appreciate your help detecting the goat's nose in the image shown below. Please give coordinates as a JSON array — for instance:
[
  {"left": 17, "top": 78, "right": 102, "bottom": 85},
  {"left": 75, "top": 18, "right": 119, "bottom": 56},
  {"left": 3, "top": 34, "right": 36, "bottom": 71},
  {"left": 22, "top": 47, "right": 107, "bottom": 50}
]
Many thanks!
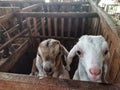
[
  {"left": 44, "top": 67, "right": 52, "bottom": 72},
  {"left": 89, "top": 68, "right": 101, "bottom": 76}
]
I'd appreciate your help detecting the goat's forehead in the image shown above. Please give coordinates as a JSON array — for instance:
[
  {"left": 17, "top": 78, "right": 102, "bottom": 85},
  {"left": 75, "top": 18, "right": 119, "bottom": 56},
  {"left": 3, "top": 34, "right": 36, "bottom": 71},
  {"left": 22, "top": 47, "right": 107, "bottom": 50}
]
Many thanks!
[
  {"left": 78, "top": 35, "right": 108, "bottom": 52},
  {"left": 40, "top": 39, "right": 60, "bottom": 47}
]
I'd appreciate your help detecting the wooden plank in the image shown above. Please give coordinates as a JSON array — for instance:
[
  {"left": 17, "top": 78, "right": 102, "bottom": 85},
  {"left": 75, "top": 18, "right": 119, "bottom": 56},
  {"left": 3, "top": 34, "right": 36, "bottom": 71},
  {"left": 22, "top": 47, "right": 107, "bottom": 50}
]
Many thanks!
[
  {"left": 0, "top": 72, "right": 119, "bottom": 90},
  {"left": 0, "top": 14, "right": 13, "bottom": 23},
  {"left": 0, "top": 1, "right": 89, "bottom": 5},
  {"left": 17, "top": 15, "right": 23, "bottom": 32},
  {"left": 22, "top": 3, "right": 40, "bottom": 12},
  {"left": 41, "top": 18, "right": 45, "bottom": 36},
  {"left": 33, "top": 18, "right": 38, "bottom": 36},
  {"left": 61, "top": 18, "right": 64, "bottom": 37},
  {"left": 54, "top": 18, "right": 57, "bottom": 36},
  {"left": 0, "top": 7, "right": 20, "bottom": 16},
  {"left": 47, "top": 18, "right": 51, "bottom": 36},
  {"left": 16, "top": 12, "right": 99, "bottom": 18},
  {"left": 18, "top": 36, "right": 78, "bottom": 40},
  {"left": 41, "top": 2, "right": 89, "bottom": 6},
  {"left": 3, "top": 20, "right": 26, "bottom": 35},
  {"left": 0, "top": 29, "right": 28, "bottom": 51},
  {"left": 0, "top": 1, "right": 44, "bottom": 4},
  {"left": 74, "top": 18, "right": 79, "bottom": 37},
  {"left": 0, "top": 23, "right": 10, "bottom": 39},
  {"left": 68, "top": 18, "right": 71, "bottom": 37},
  {"left": 81, "top": 18, "right": 85, "bottom": 35},
  {"left": 0, "top": 40, "right": 29, "bottom": 71}
]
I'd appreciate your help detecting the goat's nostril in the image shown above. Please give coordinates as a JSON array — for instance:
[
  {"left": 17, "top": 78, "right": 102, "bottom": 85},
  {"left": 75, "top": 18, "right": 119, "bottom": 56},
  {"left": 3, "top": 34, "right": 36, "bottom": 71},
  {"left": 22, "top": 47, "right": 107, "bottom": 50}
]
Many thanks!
[
  {"left": 89, "top": 68, "right": 101, "bottom": 75},
  {"left": 49, "top": 68, "right": 52, "bottom": 72}
]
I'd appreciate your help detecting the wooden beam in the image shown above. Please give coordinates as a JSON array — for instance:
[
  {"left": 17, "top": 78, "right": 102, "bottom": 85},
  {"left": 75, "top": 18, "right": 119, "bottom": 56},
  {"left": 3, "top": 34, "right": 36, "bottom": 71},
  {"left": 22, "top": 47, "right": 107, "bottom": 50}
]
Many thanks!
[
  {"left": 0, "top": 40, "right": 29, "bottom": 71},
  {"left": 0, "top": 72, "right": 119, "bottom": 90},
  {"left": 0, "top": 14, "right": 13, "bottom": 23},
  {"left": 40, "top": 2, "right": 89, "bottom": 6},
  {"left": 0, "top": 1, "right": 44, "bottom": 4},
  {"left": 0, "top": 29, "right": 28, "bottom": 51},
  {"left": 16, "top": 12, "right": 99, "bottom": 18},
  {"left": 21, "top": 3, "right": 41, "bottom": 12}
]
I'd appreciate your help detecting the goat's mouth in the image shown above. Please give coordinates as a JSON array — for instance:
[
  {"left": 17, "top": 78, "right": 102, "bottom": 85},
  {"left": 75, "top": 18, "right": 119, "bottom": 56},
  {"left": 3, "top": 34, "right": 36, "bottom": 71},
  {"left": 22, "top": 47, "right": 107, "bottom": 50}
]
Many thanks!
[
  {"left": 46, "top": 71, "right": 54, "bottom": 76},
  {"left": 89, "top": 75, "right": 101, "bottom": 82},
  {"left": 46, "top": 72, "right": 53, "bottom": 76}
]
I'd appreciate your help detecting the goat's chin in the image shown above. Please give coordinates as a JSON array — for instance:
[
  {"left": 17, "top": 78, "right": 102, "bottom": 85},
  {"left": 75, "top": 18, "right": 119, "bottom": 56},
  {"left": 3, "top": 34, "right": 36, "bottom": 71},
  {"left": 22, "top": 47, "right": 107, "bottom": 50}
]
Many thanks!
[{"left": 88, "top": 74, "right": 101, "bottom": 82}]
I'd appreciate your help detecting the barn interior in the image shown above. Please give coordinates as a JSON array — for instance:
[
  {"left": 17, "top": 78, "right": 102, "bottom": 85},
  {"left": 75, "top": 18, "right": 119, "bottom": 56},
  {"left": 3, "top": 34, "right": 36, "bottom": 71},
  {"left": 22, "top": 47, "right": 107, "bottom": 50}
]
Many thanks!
[{"left": 0, "top": 0, "right": 120, "bottom": 90}]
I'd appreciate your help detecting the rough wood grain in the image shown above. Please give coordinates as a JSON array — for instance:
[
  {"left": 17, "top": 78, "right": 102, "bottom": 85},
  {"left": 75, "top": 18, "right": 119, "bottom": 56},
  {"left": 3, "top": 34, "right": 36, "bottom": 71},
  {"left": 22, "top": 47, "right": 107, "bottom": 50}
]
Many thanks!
[{"left": 0, "top": 72, "right": 119, "bottom": 90}]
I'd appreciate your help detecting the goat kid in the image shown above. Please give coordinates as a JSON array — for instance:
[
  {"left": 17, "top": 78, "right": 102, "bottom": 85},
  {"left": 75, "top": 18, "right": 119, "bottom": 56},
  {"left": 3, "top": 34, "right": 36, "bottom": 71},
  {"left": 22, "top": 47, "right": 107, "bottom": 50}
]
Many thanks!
[
  {"left": 66, "top": 35, "right": 110, "bottom": 83},
  {"left": 31, "top": 39, "right": 70, "bottom": 79}
]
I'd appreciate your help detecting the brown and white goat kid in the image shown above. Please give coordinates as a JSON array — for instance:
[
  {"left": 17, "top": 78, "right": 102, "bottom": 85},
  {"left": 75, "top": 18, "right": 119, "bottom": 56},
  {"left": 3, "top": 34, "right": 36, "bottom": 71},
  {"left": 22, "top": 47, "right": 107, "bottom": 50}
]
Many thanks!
[
  {"left": 31, "top": 39, "right": 70, "bottom": 79},
  {"left": 66, "top": 35, "right": 110, "bottom": 83}
]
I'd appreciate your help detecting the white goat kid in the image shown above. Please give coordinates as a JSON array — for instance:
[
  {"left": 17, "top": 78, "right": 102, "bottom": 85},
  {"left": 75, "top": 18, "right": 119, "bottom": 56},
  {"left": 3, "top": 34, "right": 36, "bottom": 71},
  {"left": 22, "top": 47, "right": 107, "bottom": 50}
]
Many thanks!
[{"left": 67, "top": 35, "right": 110, "bottom": 83}]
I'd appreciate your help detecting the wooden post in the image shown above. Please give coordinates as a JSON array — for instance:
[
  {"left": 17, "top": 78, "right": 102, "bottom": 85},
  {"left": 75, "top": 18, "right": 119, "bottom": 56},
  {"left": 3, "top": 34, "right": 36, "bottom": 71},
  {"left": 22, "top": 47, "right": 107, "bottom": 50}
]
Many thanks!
[
  {"left": 41, "top": 17, "right": 45, "bottom": 36},
  {"left": 68, "top": 18, "right": 71, "bottom": 37},
  {"left": 26, "top": 17, "right": 34, "bottom": 47},
  {"left": 33, "top": 18, "right": 38, "bottom": 36},
  {"left": 47, "top": 18, "right": 51, "bottom": 36},
  {"left": 17, "top": 15, "right": 23, "bottom": 32},
  {"left": 61, "top": 18, "right": 64, "bottom": 37},
  {"left": 74, "top": 18, "right": 79, "bottom": 37},
  {"left": 54, "top": 18, "right": 57, "bottom": 37}
]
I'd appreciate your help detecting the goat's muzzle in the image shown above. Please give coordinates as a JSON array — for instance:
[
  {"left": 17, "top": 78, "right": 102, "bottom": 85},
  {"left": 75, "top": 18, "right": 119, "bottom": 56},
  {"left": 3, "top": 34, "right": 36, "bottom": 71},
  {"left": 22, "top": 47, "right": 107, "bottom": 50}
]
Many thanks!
[{"left": 89, "top": 68, "right": 101, "bottom": 81}]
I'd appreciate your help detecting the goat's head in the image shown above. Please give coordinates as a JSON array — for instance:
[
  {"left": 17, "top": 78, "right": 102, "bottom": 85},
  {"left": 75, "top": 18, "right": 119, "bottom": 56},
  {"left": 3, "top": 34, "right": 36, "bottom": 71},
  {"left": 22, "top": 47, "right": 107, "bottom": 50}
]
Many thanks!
[
  {"left": 67, "top": 35, "right": 110, "bottom": 82},
  {"left": 37, "top": 39, "right": 68, "bottom": 76}
]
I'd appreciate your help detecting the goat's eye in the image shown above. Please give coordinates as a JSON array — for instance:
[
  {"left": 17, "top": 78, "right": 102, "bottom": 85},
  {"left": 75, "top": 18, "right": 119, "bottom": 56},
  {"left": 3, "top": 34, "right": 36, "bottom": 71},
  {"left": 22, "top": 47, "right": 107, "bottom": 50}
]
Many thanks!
[
  {"left": 104, "top": 50, "right": 108, "bottom": 56},
  {"left": 76, "top": 51, "right": 81, "bottom": 55}
]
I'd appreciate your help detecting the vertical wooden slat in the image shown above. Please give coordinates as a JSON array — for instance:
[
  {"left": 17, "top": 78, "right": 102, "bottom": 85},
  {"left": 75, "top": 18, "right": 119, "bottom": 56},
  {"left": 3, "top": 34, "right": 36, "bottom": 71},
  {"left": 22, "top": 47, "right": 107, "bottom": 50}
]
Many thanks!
[
  {"left": 81, "top": 18, "right": 85, "bottom": 35},
  {"left": 61, "top": 18, "right": 64, "bottom": 37},
  {"left": 33, "top": 18, "right": 38, "bottom": 36},
  {"left": 37, "top": 18, "right": 41, "bottom": 30},
  {"left": 84, "top": 17, "right": 88, "bottom": 34},
  {"left": 54, "top": 18, "right": 57, "bottom": 36},
  {"left": 47, "top": 18, "right": 51, "bottom": 36},
  {"left": 26, "top": 17, "right": 35, "bottom": 47},
  {"left": 97, "top": 20, "right": 101, "bottom": 35},
  {"left": 41, "top": 17, "right": 45, "bottom": 36},
  {"left": 96, "top": 18, "right": 100, "bottom": 35},
  {"left": 27, "top": 18, "right": 33, "bottom": 36},
  {"left": 74, "top": 18, "right": 79, "bottom": 37},
  {"left": 68, "top": 18, "right": 71, "bottom": 37},
  {"left": 17, "top": 15, "right": 23, "bottom": 32}
]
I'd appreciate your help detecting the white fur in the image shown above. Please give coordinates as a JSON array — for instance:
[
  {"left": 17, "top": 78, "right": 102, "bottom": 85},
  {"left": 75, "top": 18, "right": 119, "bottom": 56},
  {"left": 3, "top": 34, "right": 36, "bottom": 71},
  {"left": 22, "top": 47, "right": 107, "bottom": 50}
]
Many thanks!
[{"left": 67, "top": 35, "right": 110, "bottom": 83}]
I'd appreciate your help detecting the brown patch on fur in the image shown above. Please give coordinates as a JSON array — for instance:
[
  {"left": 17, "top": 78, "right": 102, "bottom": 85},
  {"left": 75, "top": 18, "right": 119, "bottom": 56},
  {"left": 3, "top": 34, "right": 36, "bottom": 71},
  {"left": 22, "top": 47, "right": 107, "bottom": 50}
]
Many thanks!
[{"left": 31, "top": 39, "right": 68, "bottom": 77}]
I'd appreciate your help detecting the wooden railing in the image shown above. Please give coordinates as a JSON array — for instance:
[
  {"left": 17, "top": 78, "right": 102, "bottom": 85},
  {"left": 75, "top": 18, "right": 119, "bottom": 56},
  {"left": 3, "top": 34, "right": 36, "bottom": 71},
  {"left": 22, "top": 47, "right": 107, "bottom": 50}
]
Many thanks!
[{"left": 15, "top": 12, "right": 100, "bottom": 38}]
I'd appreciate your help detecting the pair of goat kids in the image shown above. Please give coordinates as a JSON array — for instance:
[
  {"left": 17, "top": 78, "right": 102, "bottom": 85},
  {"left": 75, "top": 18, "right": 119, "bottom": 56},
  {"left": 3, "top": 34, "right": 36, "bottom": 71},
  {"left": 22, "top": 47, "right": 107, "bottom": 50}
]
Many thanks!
[{"left": 31, "top": 35, "right": 110, "bottom": 83}]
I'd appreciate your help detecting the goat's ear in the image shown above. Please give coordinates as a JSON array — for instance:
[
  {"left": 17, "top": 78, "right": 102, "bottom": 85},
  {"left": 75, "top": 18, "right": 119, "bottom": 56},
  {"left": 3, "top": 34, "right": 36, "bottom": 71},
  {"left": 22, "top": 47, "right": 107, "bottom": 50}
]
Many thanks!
[
  {"left": 30, "top": 58, "right": 38, "bottom": 76},
  {"left": 102, "top": 53, "right": 110, "bottom": 83},
  {"left": 102, "top": 62, "right": 108, "bottom": 83},
  {"left": 60, "top": 44, "right": 69, "bottom": 70},
  {"left": 66, "top": 45, "right": 77, "bottom": 71},
  {"left": 60, "top": 44, "right": 68, "bottom": 56}
]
